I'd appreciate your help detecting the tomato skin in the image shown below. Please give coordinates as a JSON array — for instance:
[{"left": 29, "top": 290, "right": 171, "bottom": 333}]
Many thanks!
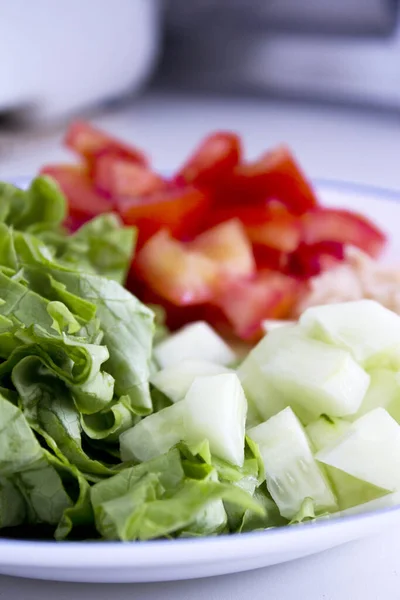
[
  {"left": 204, "top": 203, "right": 302, "bottom": 253},
  {"left": 302, "top": 208, "right": 387, "bottom": 258},
  {"left": 117, "top": 186, "right": 210, "bottom": 244},
  {"left": 215, "top": 146, "right": 318, "bottom": 214},
  {"left": 93, "top": 151, "right": 164, "bottom": 198},
  {"left": 252, "top": 245, "right": 289, "bottom": 272},
  {"left": 40, "top": 164, "right": 112, "bottom": 220},
  {"left": 245, "top": 213, "right": 301, "bottom": 253},
  {"left": 214, "top": 271, "right": 302, "bottom": 341},
  {"left": 287, "top": 241, "right": 345, "bottom": 278},
  {"left": 190, "top": 219, "right": 256, "bottom": 280},
  {"left": 64, "top": 121, "right": 147, "bottom": 166},
  {"left": 175, "top": 131, "right": 241, "bottom": 188},
  {"left": 135, "top": 230, "right": 219, "bottom": 306}
]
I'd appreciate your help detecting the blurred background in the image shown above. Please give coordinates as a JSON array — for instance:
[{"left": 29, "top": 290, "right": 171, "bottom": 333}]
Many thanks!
[{"left": 0, "top": 0, "right": 399, "bottom": 187}]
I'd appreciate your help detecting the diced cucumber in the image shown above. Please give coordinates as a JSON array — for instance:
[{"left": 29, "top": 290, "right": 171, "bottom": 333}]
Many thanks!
[
  {"left": 239, "top": 325, "right": 369, "bottom": 421},
  {"left": 247, "top": 407, "right": 337, "bottom": 519},
  {"left": 260, "top": 331, "right": 369, "bottom": 419},
  {"left": 350, "top": 368, "right": 400, "bottom": 423},
  {"left": 150, "top": 360, "right": 231, "bottom": 403},
  {"left": 238, "top": 356, "right": 289, "bottom": 424},
  {"left": 306, "top": 415, "right": 351, "bottom": 450},
  {"left": 299, "top": 300, "right": 400, "bottom": 368},
  {"left": 337, "top": 491, "right": 400, "bottom": 518},
  {"left": 184, "top": 373, "right": 247, "bottom": 467},
  {"left": 306, "top": 415, "right": 389, "bottom": 510},
  {"left": 120, "top": 402, "right": 185, "bottom": 463},
  {"left": 154, "top": 321, "right": 236, "bottom": 368},
  {"left": 242, "top": 324, "right": 300, "bottom": 365},
  {"left": 316, "top": 408, "right": 400, "bottom": 492},
  {"left": 238, "top": 328, "right": 315, "bottom": 424}
]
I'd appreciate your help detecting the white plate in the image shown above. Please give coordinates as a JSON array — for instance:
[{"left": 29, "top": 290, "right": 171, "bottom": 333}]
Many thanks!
[{"left": 2, "top": 179, "right": 400, "bottom": 583}]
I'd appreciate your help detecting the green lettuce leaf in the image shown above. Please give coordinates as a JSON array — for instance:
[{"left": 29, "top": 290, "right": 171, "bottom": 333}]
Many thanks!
[
  {"left": 11, "top": 356, "right": 114, "bottom": 478},
  {"left": 0, "top": 182, "right": 27, "bottom": 225},
  {"left": 0, "top": 477, "right": 26, "bottom": 528},
  {"left": 91, "top": 449, "right": 185, "bottom": 539},
  {"left": 0, "top": 223, "right": 18, "bottom": 270},
  {"left": 40, "top": 213, "right": 136, "bottom": 285},
  {"left": 0, "top": 327, "right": 114, "bottom": 414},
  {"left": 289, "top": 497, "right": 317, "bottom": 525},
  {"left": 36, "top": 266, "right": 155, "bottom": 414},
  {"left": 131, "top": 479, "right": 264, "bottom": 541},
  {"left": 91, "top": 447, "right": 264, "bottom": 540},
  {"left": 0, "top": 393, "right": 75, "bottom": 526},
  {"left": 51, "top": 456, "right": 94, "bottom": 540},
  {"left": 239, "top": 485, "right": 287, "bottom": 532},
  {"left": 60, "top": 214, "right": 135, "bottom": 285},
  {"left": 14, "top": 177, "right": 66, "bottom": 232},
  {"left": 81, "top": 396, "right": 138, "bottom": 442},
  {"left": 0, "top": 268, "right": 54, "bottom": 334},
  {"left": 178, "top": 438, "right": 264, "bottom": 532}
]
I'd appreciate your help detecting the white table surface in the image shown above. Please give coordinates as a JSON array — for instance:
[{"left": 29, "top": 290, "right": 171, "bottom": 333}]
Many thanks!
[{"left": 1, "top": 91, "right": 400, "bottom": 599}]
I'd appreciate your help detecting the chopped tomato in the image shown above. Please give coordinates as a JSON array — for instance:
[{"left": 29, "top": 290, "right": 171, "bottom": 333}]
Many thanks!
[
  {"left": 175, "top": 132, "right": 241, "bottom": 188},
  {"left": 64, "top": 121, "right": 147, "bottom": 166},
  {"left": 135, "top": 230, "right": 218, "bottom": 306},
  {"left": 287, "top": 241, "right": 345, "bottom": 278},
  {"left": 219, "top": 145, "right": 318, "bottom": 214},
  {"left": 245, "top": 214, "right": 301, "bottom": 253},
  {"left": 93, "top": 152, "right": 164, "bottom": 198},
  {"left": 40, "top": 124, "right": 389, "bottom": 342},
  {"left": 215, "top": 271, "right": 302, "bottom": 340},
  {"left": 40, "top": 164, "right": 112, "bottom": 220},
  {"left": 117, "top": 186, "right": 210, "bottom": 244},
  {"left": 190, "top": 219, "right": 256, "bottom": 280},
  {"left": 205, "top": 203, "right": 301, "bottom": 252},
  {"left": 252, "top": 245, "right": 289, "bottom": 272},
  {"left": 302, "top": 208, "right": 386, "bottom": 258}
]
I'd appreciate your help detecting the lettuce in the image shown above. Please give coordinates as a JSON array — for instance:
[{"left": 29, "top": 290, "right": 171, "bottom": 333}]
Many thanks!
[
  {"left": 0, "top": 177, "right": 269, "bottom": 541},
  {"left": 91, "top": 448, "right": 264, "bottom": 541}
]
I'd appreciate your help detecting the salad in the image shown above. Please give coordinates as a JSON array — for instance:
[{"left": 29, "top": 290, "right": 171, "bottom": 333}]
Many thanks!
[
  {"left": 41, "top": 121, "right": 387, "bottom": 341},
  {"left": 0, "top": 174, "right": 400, "bottom": 543}
]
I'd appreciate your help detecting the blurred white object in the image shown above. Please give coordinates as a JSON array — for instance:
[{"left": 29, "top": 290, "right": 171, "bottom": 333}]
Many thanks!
[{"left": 0, "top": 0, "right": 161, "bottom": 121}]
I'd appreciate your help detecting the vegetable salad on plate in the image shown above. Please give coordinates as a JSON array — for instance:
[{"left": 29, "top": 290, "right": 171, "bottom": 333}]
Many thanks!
[{"left": 1, "top": 172, "right": 400, "bottom": 542}]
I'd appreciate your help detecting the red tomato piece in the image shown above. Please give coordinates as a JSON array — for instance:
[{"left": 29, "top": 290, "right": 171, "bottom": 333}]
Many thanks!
[
  {"left": 64, "top": 121, "right": 147, "bottom": 166},
  {"left": 219, "top": 145, "right": 318, "bottom": 214},
  {"left": 302, "top": 208, "right": 387, "bottom": 258},
  {"left": 215, "top": 271, "right": 302, "bottom": 340},
  {"left": 135, "top": 230, "right": 219, "bottom": 306},
  {"left": 93, "top": 152, "right": 164, "bottom": 198},
  {"left": 126, "top": 281, "right": 207, "bottom": 331},
  {"left": 40, "top": 164, "right": 112, "bottom": 220},
  {"left": 204, "top": 203, "right": 301, "bottom": 252},
  {"left": 287, "top": 241, "right": 345, "bottom": 278},
  {"left": 190, "top": 219, "right": 256, "bottom": 280},
  {"left": 117, "top": 186, "right": 210, "bottom": 244},
  {"left": 252, "top": 245, "right": 289, "bottom": 272},
  {"left": 245, "top": 213, "right": 301, "bottom": 252},
  {"left": 175, "top": 131, "right": 241, "bottom": 188}
]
